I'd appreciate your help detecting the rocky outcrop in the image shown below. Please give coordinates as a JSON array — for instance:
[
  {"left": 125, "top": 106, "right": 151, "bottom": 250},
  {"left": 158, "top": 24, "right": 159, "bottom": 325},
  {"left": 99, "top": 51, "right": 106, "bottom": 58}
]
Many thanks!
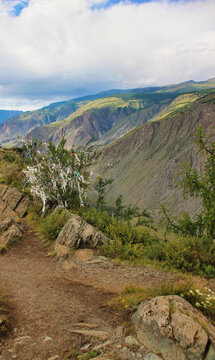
[
  {"left": 55, "top": 214, "right": 109, "bottom": 255},
  {"left": 0, "top": 186, "right": 29, "bottom": 218},
  {"left": 0, "top": 217, "right": 22, "bottom": 249},
  {"left": 132, "top": 295, "right": 215, "bottom": 360}
]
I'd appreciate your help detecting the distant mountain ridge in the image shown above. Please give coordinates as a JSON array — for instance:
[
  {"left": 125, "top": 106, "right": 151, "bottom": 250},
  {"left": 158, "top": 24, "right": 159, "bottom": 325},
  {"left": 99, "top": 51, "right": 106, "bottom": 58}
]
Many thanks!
[
  {"left": 0, "top": 77, "right": 215, "bottom": 148},
  {"left": 0, "top": 110, "right": 22, "bottom": 125},
  {"left": 0, "top": 78, "right": 215, "bottom": 214}
]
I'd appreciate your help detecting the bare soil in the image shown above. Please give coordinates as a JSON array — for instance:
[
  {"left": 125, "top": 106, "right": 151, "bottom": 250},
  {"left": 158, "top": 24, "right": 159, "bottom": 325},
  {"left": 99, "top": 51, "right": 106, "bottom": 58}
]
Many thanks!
[{"left": 0, "top": 221, "right": 203, "bottom": 360}]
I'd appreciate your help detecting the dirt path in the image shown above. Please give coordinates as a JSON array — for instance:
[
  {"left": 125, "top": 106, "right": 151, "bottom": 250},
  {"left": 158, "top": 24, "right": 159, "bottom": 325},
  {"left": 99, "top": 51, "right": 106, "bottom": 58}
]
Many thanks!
[
  {"left": 0, "top": 224, "right": 127, "bottom": 360},
  {"left": 0, "top": 223, "right": 182, "bottom": 360}
]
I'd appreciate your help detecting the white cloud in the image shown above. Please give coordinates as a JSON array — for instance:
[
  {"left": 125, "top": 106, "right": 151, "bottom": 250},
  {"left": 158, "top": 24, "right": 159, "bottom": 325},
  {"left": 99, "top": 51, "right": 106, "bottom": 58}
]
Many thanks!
[{"left": 0, "top": 0, "right": 215, "bottom": 109}]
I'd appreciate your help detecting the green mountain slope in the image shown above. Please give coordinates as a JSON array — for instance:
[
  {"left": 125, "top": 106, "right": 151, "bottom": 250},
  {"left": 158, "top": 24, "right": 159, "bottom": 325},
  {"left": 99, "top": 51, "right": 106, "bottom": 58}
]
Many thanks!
[
  {"left": 29, "top": 89, "right": 213, "bottom": 148},
  {"left": 90, "top": 93, "right": 215, "bottom": 214},
  {"left": 1, "top": 78, "right": 215, "bottom": 147}
]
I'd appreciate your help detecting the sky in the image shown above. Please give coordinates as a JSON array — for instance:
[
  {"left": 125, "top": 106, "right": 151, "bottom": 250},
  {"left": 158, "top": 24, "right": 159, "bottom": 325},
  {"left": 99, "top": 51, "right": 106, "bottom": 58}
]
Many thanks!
[{"left": 0, "top": 0, "right": 215, "bottom": 110}]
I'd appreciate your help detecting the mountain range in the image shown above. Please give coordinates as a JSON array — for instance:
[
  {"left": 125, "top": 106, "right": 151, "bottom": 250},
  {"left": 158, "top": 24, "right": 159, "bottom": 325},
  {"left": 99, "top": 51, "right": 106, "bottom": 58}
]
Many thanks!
[
  {"left": 1, "top": 78, "right": 215, "bottom": 213},
  {"left": 0, "top": 110, "right": 22, "bottom": 126}
]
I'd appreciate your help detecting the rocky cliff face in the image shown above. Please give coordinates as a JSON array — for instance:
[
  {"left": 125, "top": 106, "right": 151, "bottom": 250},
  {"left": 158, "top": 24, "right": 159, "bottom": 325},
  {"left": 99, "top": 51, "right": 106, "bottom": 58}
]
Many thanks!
[
  {"left": 50, "top": 105, "right": 138, "bottom": 148},
  {"left": 91, "top": 94, "right": 215, "bottom": 214}
]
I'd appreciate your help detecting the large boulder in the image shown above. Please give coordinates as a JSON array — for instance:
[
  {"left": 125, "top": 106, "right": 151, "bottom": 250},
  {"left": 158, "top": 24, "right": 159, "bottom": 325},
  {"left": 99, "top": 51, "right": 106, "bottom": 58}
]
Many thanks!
[
  {"left": 0, "top": 217, "right": 22, "bottom": 248},
  {"left": 55, "top": 213, "right": 109, "bottom": 253},
  {"left": 132, "top": 295, "right": 215, "bottom": 360},
  {"left": 0, "top": 186, "right": 29, "bottom": 218}
]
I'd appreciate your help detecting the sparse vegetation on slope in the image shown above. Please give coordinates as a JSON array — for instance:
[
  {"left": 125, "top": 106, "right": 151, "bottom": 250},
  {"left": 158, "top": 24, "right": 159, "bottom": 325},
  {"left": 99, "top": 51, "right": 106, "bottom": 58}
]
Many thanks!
[
  {"left": 91, "top": 92, "right": 215, "bottom": 214},
  {"left": 0, "top": 148, "right": 25, "bottom": 190}
]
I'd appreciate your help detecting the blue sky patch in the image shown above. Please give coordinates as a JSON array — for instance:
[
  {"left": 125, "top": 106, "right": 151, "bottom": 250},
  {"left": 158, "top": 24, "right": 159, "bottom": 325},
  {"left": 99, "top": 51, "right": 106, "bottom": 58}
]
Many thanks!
[
  {"left": 3, "top": 0, "right": 29, "bottom": 17},
  {"left": 91, "top": 0, "right": 151, "bottom": 10},
  {"left": 91, "top": 0, "right": 183, "bottom": 10}
]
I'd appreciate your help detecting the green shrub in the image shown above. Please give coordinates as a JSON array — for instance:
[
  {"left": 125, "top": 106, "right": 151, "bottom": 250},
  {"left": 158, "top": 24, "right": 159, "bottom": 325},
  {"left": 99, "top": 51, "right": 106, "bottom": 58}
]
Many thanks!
[
  {"left": 78, "top": 207, "right": 154, "bottom": 261},
  {"left": 146, "top": 235, "right": 215, "bottom": 277},
  {"left": 3, "top": 152, "right": 16, "bottom": 163},
  {"left": 77, "top": 207, "right": 113, "bottom": 232},
  {"left": 40, "top": 210, "right": 71, "bottom": 242},
  {"left": 105, "top": 222, "right": 152, "bottom": 245},
  {"left": 28, "top": 200, "right": 43, "bottom": 221},
  {"left": 102, "top": 236, "right": 145, "bottom": 261}
]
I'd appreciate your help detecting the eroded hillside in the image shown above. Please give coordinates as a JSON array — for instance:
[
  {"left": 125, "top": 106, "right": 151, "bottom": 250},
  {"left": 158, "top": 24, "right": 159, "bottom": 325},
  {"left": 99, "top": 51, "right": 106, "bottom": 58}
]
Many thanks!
[{"left": 91, "top": 93, "right": 215, "bottom": 214}]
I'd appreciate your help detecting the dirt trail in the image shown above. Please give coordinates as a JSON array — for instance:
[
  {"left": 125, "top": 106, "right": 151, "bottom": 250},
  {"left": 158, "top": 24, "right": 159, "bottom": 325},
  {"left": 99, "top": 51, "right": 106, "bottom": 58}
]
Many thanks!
[
  {"left": 0, "top": 224, "right": 126, "bottom": 360},
  {"left": 0, "top": 223, "right": 180, "bottom": 360}
]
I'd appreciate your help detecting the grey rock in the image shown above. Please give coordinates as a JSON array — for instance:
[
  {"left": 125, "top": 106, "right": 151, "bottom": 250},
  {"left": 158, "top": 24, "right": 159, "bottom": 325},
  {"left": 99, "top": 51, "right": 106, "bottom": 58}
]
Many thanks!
[
  {"left": 0, "top": 217, "right": 15, "bottom": 232},
  {"left": 0, "top": 185, "right": 8, "bottom": 198},
  {"left": 0, "top": 186, "right": 29, "bottom": 218},
  {"left": 132, "top": 295, "right": 215, "bottom": 360},
  {"left": 2, "top": 187, "right": 23, "bottom": 210},
  {"left": 124, "top": 336, "right": 139, "bottom": 346},
  {"left": 0, "top": 200, "right": 17, "bottom": 217},
  {"left": 0, "top": 220, "right": 22, "bottom": 247},
  {"left": 114, "top": 325, "right": 124, "bottom": 338},
  {"left": 52, "top": 205, "right": 67, "bottom": 214},
  {"left": 55, "top": 213, "right": 109, "bottom": 250},
  {"left": 15, "top": 195, "right": 29, "bottom": 218},
  {"left": 69, "top": 329, "right": 111, "bottom": 340}
]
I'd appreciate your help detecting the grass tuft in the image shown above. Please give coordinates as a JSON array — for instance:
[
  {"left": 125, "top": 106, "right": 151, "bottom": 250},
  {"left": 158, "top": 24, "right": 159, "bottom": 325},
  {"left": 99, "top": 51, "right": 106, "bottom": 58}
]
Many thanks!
[{"left": 112, "top": 278, "right": 215, "bottom": 324}]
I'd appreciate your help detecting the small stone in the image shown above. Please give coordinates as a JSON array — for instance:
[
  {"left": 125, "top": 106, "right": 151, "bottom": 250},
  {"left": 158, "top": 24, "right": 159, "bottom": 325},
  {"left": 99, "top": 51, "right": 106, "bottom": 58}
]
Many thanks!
[
  {"left": 97, "top": 256, "right": 108, "bottom": 261},
  {"left": 144, "top": 354, "right": 163, "bottom": 360},
  {"left": 47, "top": 356, "right": 59, "bottom": 360},
  {"left": 124, "top": 336, "right": 139, "bottom": 346},
  {"left": 70, "top": 329, "right": 111, "bottom": 340},
  {"left": 93, "top": 340, "right": 112, "bottom": 351},
  {"left": 71, "top": 323, "right": 98, "bottom": 329},
  {"left": 15, "top": 336, "right": 30, "bottom": 344},
  {"left": 43, "top": 336, "right": 52, "bottom": 342},
  {"left": 136, "top": 353, "right": 143, "bottom": 360},
  {"left": 81, "top": 343, "right": 91, "bottom": 351},
  {"left": 114, "top": 326, "right": 124, "bottom": 338}
]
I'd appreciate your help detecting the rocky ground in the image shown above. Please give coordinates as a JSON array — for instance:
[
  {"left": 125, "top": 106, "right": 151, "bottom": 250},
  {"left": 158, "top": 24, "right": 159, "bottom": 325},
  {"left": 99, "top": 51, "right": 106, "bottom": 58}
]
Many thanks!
[
  {"left": 0, "top": 222, "right": 179, "bottom": 360},
  {"left": 0, "top": 187, "right": 215, "bottom": 360}
]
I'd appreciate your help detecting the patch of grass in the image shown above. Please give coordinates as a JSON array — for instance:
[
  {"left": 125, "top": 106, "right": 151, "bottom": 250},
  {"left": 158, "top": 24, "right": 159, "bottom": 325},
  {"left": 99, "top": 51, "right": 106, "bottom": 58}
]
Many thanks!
[
  {"left": 77, "top": 208, "right": 215, "bottom": 277},
  {"left": 0, "top": 150, "right": 25, "bottom": 190},
  {"left": 40, "top": 210, "right": 71, "bottom": 243},
  {"left": 112, "top": 279, "right": 215, "bottom": 324},
  {"left": 77, "top": 207, "right": 154, "bottom": 261}
]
